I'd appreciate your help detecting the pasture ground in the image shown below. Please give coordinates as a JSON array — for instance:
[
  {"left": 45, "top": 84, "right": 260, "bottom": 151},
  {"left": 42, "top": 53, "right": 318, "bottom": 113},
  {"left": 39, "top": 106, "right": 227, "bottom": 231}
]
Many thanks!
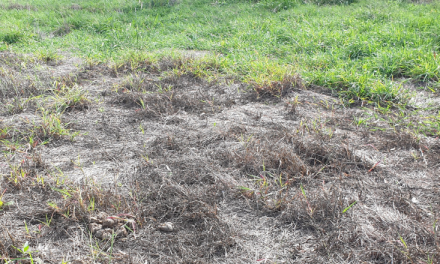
[{"left": 1, "top": 0, "right": 440, "bottom": 263}]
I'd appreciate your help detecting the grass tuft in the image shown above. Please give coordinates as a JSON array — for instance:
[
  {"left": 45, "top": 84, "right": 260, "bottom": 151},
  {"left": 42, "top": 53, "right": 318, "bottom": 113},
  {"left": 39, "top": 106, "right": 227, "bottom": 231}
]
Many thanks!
[{"left": 0, "top": 31, "right": 23, "bottom": 45}]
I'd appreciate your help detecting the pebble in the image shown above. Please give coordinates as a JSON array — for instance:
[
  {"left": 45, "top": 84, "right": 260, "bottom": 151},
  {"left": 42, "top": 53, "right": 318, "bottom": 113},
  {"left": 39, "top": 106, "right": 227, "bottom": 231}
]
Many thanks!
[
  {"left": 90, "top": 212, "right": 132, "bottom": 240},
  {"left": 103, "top": 218, "right": 116, "bottom": 228},
  {"left": 89, "top": 217, "right": 101, "bottom": 224},
  {"left": 89, "top": 223, "right": 102, "bottom": 234},
  {"left": 116, "top": 225, "right": 128, "bottom": 237},
  {"left": 157, "top": 222, "right": 174, "bottom": 232},
  {"left": 97, "top": 212, "right": 108, "bottom": 220},
  {"left": 95, "top": 228, "right": 113, "bottom": 240}
]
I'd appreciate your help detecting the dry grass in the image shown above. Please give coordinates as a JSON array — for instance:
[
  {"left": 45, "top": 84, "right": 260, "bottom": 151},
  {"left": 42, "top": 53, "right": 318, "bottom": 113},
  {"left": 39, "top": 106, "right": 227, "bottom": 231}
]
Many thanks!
[
  {"left": 1, "top": 52, "right": 439, "bottom": 263},
  {"left": 4, "top": 3, "right": 37, "bottom": 11}
]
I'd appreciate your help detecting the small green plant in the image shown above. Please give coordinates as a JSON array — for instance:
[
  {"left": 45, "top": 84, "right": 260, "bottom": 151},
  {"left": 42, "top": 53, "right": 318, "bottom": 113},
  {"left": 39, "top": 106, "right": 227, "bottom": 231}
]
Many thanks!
[
  {"left": 88, "top": 197, "right": 95, "bottom": 212},
  {"left": 0, "top": 189, "right": 5, "bottom": 209},
  {"left": 300, "top": 184, "right": 314, "bottom": 216},
  {"left": 398, "top": 234, "right": 413, "bottom": 263},
  {"left": 141, "top": 154, "right": 153, "bottom": 165},
  {"left": 0, "top": 189, "right": 13, "bottom": 209},
  {"left": 108, "top": 232, "right": 117, "bottom": 263},
  {"left": 285, "top": 96, "right": 299, "bottom": 114},
  {"left": 236, "top": 186, "right": 254, "bottom": 198},
  {"left": 31, "top": 111, "right": 69, "bottom": 140},
  {"left": 277, "top": 173, "right": 287, "bottom": 188},
  {"left": 51, "top": 85, "right": 90, "bottom": 113},
  {"left": 8, "top": 163, "right": 27, "bottom": 187},
  {"left": 0, "top": 126, "right": 9, "bottom": 140},
  {"left": 354, "top": 116, "right": 370, "bottom": 127},
  {"left": 36, "top": 49, "right": 61, "bottom": 63},
  {"left": 26, "top": 108, "right": 81, "bottom": 142},
  {"left": 53, "top": 166, "right": 67, "bottom": 185},
  {"left": 37, "top": 214, "right": 54, "bottom": 228},
  {"left": 342, "top": 201, "right": 357, "bottom": 214},
  {"left": 300, "top": 184, "right": 307, "bottom": 199},
  {"left": 137, "top": 98, "right": 146, "bottom": 109},
  {"left": 24, "top": 220, "right": 30, "bottom": 235},
  {"left": 11, "top": 241, "right": 36, "bottom": 264},
  {"left": 51, "top": 187, "right": 72, "bottom": 199},
  {"left": 156, "top": 83, "right": 173, "bottom": 93}
]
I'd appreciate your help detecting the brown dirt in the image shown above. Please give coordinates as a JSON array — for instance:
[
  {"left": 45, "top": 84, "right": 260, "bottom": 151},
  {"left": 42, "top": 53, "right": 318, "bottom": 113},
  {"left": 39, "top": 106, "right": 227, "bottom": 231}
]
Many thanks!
[{"left": 0, "top": 52, "right": 439, "bottom": 263}]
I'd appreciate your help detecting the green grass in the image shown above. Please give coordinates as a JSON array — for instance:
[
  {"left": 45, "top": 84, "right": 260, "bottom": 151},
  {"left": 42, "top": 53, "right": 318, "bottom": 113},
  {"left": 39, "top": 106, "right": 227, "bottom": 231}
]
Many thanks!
[{"left": 0, "top": 0, "right": 439, "bottom": 103}]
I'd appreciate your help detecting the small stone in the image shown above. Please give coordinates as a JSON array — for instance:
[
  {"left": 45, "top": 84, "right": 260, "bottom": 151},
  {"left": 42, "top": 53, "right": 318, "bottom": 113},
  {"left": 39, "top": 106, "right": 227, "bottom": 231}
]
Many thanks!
[
  {"left": 157, "top": 222, "right": 174, "bottom": 232},
  {"left": 89, "top": 217, "right": 100, "bottom": 223},
  {"left": 95, "top": 229, "right": 104, "bottom": 239},
  {"left": 102, "top": 229, "right": 113, "bottom": 240},
  {"left": 116, "top": 225, "right": 128, "bottom": 237},
  {"left": 265, "top": 199, "right": 274, "bottom": 208},
  {"left": 89, "top": 223, "right": 102, "bottom": 234},
  {"left": 102, "top": 218, "right": 116, "bottom": 228},
  {"left": 97, "top": 212, "right": 108, "bottom": 221},
  {"left": 95, "top": 228, "right": 113, "bottom": 240}
]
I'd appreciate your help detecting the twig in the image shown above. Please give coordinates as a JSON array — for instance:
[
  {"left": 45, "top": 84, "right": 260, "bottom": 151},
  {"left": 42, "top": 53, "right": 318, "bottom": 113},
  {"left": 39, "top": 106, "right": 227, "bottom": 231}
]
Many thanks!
[
  {"left": 419, "top": 148, "right": 427, "bottom": 166},
  {"left": 368, "top": 161, "right": 381, "bottom": 172}
]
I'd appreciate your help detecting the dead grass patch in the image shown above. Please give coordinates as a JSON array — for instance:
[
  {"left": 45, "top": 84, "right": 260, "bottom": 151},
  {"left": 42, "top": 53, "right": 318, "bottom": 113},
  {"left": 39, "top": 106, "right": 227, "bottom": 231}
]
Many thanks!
[
  {"left": 5, "top": 3, "right": 37, "bottom": 11},
  {"left": 70, "top": 4, "right": 82, "bottom": 10},
  {"left": 113, "top": 91, "right": 213, "bottom": 118},
  {"left": 1, "top": 52, "right": 439, "bottom": 263},
  {"left": 53, "top": 24, "right": 72, "bottom": 37}
]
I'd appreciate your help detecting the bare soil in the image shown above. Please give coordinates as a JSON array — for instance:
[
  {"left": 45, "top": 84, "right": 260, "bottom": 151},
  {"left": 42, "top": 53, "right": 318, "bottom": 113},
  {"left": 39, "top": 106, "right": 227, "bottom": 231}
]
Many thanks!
[{"left": 1, "top": 52, "right": 439, "bottom": 263}]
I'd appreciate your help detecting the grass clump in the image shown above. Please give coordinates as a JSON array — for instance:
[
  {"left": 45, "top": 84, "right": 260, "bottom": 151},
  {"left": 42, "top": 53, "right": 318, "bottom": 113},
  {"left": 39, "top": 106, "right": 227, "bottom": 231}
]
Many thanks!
[{"left": 0, "top": 31, "right": 23, "bottom": 45}]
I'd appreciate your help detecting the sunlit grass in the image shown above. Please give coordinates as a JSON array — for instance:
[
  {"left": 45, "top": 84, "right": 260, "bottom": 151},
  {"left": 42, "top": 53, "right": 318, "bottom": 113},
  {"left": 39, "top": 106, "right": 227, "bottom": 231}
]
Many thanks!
[{"left": 0, "top": 0, "right": 439, "bottom": 103}]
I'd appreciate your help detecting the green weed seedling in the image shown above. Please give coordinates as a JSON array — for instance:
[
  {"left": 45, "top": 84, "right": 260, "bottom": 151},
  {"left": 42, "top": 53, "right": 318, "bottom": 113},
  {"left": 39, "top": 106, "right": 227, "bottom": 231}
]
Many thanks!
[
  {"left": 11, "top": 241, "right": 37, "bottom": 264},
  {"left": 342, "top": 201, "right": 357, "bottom": 214},
  {"left": 398, "top": 234, "right": 413, "bottom": 263},
  {"left": 24, "top": 220, "right": 30, "bottom": 235},
  {"left": 8, "top": 163, "right": 27, "bottom": 186},
  {"left": 138, "top": 98, "right": 146, "bottom": 109},
  {"left": 88, "top": 197, "right": 95, "bottom": 212},
  {"left": 139, "top": 123, "right": 145, "bottom": 134},
  {"left": 37, "top": 213, "right": 54, "bottom": 228},
  {"left": 51, "top": 187, "right": 72, "bottom": 199},
  {"left": 52, "top": 166, "right": 68, "bottom": 185},
  {"left": 0, "top": 189, "right": 14, "bottom": 210},
  {"left": 300, "top": 184, "right": 314, "bottom": 216}
]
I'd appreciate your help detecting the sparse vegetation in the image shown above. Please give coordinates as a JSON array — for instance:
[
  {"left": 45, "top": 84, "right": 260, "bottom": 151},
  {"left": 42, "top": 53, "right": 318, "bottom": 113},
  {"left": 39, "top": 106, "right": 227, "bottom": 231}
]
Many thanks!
[{"left": 0, "top": 0, "right": 439, "bottom": 263}]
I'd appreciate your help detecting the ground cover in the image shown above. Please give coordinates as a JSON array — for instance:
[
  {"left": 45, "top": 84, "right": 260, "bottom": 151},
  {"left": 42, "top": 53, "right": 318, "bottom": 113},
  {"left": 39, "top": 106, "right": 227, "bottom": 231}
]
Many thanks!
[
  {"left": 1, "top": 0, "right": 440, "bottom": 263},
  {"left": 1, "top": 0, "right": 439, "bottom": 102}
]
